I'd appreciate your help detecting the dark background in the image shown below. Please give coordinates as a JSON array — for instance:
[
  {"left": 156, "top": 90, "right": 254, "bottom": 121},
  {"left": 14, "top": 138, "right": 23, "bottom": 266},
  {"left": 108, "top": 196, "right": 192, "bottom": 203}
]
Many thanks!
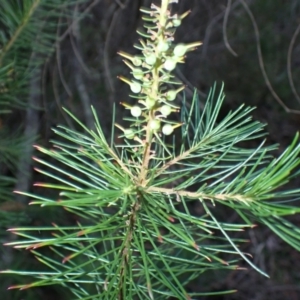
[{"left": 1, "top": 0, "right": 300, "bottom": 299}]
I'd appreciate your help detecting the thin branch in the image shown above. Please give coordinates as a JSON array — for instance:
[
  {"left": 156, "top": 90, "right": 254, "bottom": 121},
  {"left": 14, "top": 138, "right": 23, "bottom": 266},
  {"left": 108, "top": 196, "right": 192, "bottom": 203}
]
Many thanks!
[
  {"left": 14, "top": 54, "right": 41, "bottom": 204},
  {"left": 239, "top": 0, "right": 300, "bottom": 114},
  {"left": 103, "top": 4, "right": 120, "bottom": 93},
  {"left": 146, "top": 186, "right": 253, "bottom": 203},
  {"left": 58, "top": 0, "right": 103, "bottom": 43},
  {"left": 287, "top": 22, "right": 300, "bottom": 105},
  {"left": 223, "top": 0, "right": 238, "bottom": 57},
  {"left": 201, "top": 8, "right": 227, "bottom": 58},
  {"left": 52, "top": 64, "right": 74, "bottom": 128},
  {"left": 69, "top": 2, "right": 100, "bottom": 80},
  {"left": 56, "top": 17, "right": 73, "bottom": 99},
  {"left": 71, "top": 4, "right": 94, "bottom": 130}
]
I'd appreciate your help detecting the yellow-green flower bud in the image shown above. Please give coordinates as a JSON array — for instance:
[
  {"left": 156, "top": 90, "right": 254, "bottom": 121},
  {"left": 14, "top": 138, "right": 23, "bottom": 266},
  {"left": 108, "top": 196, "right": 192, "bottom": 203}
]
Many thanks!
[
  {"left": 130, "top": 81, "right": 142, "bottom": 93},
  {"left": 145, "top": 53, "right": 156, "bottom": 65},
  {"left": 157, "top": 40, "right": 169, "bottom": 52},
  {"left": 160, "top": 105, "right": 172, "bottom": 116},
  {"left": 162, "top": 124, "right": 174, "bottom": 135},
  {"left": 118, "top": 76, "right": 142, "bottom": 94},
  {"left": 149, "top": 119, "right": 161, "bottom": 131},
  {"left": 172, "top": 18, "right": 181, "bottom": 27},
  {"left": 130, "top": 106, "right": 142, "bottom": 117},
  {"left": 133, "top": 56, "right": 143, "bottom": 66},
  {"left": 132, "top": 68, "right": 144, "bottom": 80},
  {"left": 173, "top": 44, "right": 187, "bottom": 57},
  {"left": 164, "top": 57, "right": 177, "bottom": 71},
  {"left": 124, "top": 129, "right": 135, "bottom": 139},
  {"left": 118, "top": 51, "right": 142, "bottom": 66},
  {"left": 166, "top": 86, "right": 185, "bottom": 101},
  {"left": 173, "top": 42, "right": 203, "bottom": 57},
  {"left": 146, "top": 97, "right": 156, "bottom": 109},
  {"left": 166, "top": 90, "right": 177, "bottom": 101}
]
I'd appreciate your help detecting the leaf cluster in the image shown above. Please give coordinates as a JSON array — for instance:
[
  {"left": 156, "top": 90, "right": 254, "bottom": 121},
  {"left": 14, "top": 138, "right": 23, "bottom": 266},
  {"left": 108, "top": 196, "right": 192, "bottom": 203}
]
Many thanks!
[
  {"left": 3, "top": 84, "right": 300, "bottom": 299},
  {"left": 0, "top": 0, "right": 90, "bottom": 247}
]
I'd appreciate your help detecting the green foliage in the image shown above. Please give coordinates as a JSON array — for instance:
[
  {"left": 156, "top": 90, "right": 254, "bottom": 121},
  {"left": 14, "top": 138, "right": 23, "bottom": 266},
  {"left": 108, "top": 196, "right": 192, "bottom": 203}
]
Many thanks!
[
  {"left": 1, "top": 0, "right": 300, "bottom": 299},
  {"left": 0, "top": 2, "right": 92, "bottom": 298},
  {"left": 0, "top": 0, "right": 89, "bottom": 107},
  {"left": 0, "top": 0, "right": 91, "bottom": 236}
]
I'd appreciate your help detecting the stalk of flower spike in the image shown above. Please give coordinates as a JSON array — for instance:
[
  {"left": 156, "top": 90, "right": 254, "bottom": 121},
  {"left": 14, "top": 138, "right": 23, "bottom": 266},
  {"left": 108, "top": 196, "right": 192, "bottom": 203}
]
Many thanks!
[{"left": 117, "top": 0, "right": 202, "bottom": 185}]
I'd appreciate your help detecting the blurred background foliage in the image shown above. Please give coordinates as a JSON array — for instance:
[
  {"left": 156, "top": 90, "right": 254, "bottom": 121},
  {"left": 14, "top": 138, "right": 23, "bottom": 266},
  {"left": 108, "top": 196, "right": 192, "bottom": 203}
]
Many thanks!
[{"left": 0, "top": 0, "right": 300, "bottom": 299}]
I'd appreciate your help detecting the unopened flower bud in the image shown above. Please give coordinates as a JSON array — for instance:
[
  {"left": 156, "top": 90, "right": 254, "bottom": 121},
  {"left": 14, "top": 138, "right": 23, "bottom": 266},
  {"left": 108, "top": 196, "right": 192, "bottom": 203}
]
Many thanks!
[
  {"left": 172, "top": 18, "right": 181, "bottom": 27},
  {"left": 118, "top": 76, "right": 142, "bottom": 94},
  {"left": 130, "top": 106, "right": 142, "bottom": 117},
  {"left": 162, "top": 124, "right": 174, "bottom": 135},
  {"left": 160, "top": 105, "right": 172, "bottom": 116},
  {"left": 133, "top": 56, "right": 143, "bottom": 66},
  {"left": 157, "top": 40, "right": 169, "bottom": 52},
  {"left": 130, "top": 82, "right": 142, "bottom": 93},
  {"left": 145, "top": 53, "right": 157, "bottom": 65},
  {"left": 118, "top": 51, "right": 142, "bottom": 66},
  {"left": 164, "top": 57, "right": 177, "bottom": 71},
  {"left": 146, "top": 97, "right": 156, "bottom": 109},
  {"left": 132, "top": 68, "right": 144, "bottom": 80},
  {"left": 149, "top": 119, "right": 161, "bottom": 131},
  {"left": 166, "top": 86, "right": 185, "bottom": 101},
  {"left": 173, "top": 42, "right": 203, "bottom": 57},
  {"left": 166, "top": 90, "right": 177, "bottom": 101},
  {"left": 173, "top": 44, "right": 187, "bottom": 57},
  {"left": 124, "top": 129, "right": 135, "bottom": 139}
]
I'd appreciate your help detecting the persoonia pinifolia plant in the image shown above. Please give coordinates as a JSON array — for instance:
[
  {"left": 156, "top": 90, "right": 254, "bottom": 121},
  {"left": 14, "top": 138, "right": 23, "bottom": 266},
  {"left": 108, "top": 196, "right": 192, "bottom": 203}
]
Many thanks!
[{"left": 2, "top": 0, "right": 300, "bottom": 299}]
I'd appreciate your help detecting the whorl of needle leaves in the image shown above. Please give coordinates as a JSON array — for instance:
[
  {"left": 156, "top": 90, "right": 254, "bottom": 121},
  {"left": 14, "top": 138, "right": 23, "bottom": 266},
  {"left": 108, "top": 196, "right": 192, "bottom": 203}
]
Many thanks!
[{"left": 3, "top": 85, "right": 300, "bottom": 299}]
